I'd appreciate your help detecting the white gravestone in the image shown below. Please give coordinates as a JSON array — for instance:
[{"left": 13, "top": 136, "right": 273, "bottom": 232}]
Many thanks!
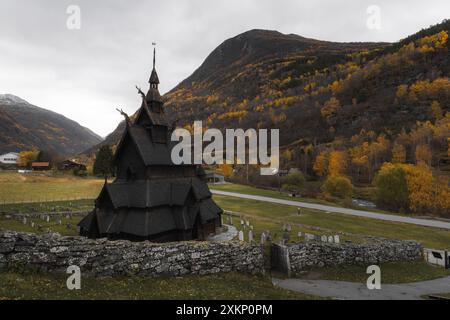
[
  {"left": 328, "top": 236, "right": 334, "bottom": 243},
  {"left": 238, "top": 230, "right": 244, "bottom": 242},
  {"left": 321, "top": 235, "right": 327, "bottom": 242},
  {"left": 304, "top": 233, "right": 315, "bottom": 241},
  {"left": 46, "top": 216, "right": 50, "bottom": 223},
  {"left": 248, "top": 230, "right": 254, "bottom": 242},
  {"left": 334, "top": 235, "right": 340, "bottom": 244},
  {"left": 246, "top": 220, "right": 250, "bottom": 227},
  {"left": 23, "top": 217, "right": 27, "bottom": 225},
  {"left": 261, "top": 232, "right": 266, "bottom": 244},
  {"left": 297, "top": 232, "right": 302, "bottom": 238}
]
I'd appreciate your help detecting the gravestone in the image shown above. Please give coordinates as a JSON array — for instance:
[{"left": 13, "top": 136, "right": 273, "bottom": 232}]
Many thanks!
[
  {"left": 246, "top": 220, "right": 250, "bottom": 227},
  {"left": 286, "top": 224, "right": 292, "bottom": 232},
  {"left": 328, "top": 236, "right": 334, "bottom": 243},
  {"left": 229, "top": 216, "right": 233, "bottom": 224},
  {"left": 297, "top": 231, "right": 302, "bottom": 238},
  {"left": 22, "top": 217, "right": 27, "bottom": 225},
  {"left": 297, "top": 208, "right": 302, "bottom": 215},
  {"left": 321, "top": 235, "right": 327, "bottom": 242},
  {"left": 58, "top": 219, "right": 62, "bottom": 225},
  {"left": 250, "top": 225, "right": 254, "bottom": 230},
  {"left": 304, "top": 233, "right": 314, "bottom": 241},
  {"left": 46, "top": 216, "right": 50, "bottom": 223},
  {"left": 31, "top": 222, "right": 35, "bottom": 228},
  {"left": 334, "top": 235, "right": 340, "bottom": 244},
  {"left": 238, "top": 230, "right": 244, "bottom": 242},
  {"left": 261, "top": 232, "right": 266, "bottom": 244},
  {"left": 248, "top": 230, "right": 254, "bottom": 242}
]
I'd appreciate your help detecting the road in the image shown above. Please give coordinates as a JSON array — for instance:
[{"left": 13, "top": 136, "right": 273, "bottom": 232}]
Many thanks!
[
  {"left": 211, "top": 190, "right": 450, "bottom": 230},
  {"left": 272, "top": 276, "right": 450, "bottom": 300}
]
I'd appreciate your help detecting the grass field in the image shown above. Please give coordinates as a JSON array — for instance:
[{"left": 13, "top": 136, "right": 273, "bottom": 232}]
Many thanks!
[
  {"left": 0, "top": 171, "right": 103, "bottom": 203},
  {"left": 0, "top": 272, "right": 317, "bottom": 300},
  {"left": 214, "top": 195, "right": 450, "bottom": 249}
]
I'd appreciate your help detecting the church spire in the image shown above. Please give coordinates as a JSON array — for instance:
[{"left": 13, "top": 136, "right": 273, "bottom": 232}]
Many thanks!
[{"left": 149, "top": 43, "right": 159, "bottom": 88}]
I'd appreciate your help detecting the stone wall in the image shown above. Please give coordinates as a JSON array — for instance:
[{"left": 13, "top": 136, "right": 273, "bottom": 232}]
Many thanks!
[
  {"left": 278, "top": 239, "right": 422, "bottom": 275},
  {"left": 0, "top": 231, "right": 264, "bottom": 277}
]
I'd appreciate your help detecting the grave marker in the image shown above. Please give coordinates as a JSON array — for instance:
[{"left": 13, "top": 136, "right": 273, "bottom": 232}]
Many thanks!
[
  {"left": 238, "top": 230, "right": 244, "bottom": 242},
  {"left": 248, "top": 230, "right": 254, "bottom": 242}
]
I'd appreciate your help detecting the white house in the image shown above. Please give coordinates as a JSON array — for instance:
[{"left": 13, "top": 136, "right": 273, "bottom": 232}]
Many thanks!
[{"left": 0, "top": 152, "right": 19, "bottom": 165}]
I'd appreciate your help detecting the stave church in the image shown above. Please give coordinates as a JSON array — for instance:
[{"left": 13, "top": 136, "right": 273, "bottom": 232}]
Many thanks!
[{"left": 78, "top": 49, "right": 223, "bottom": 242}]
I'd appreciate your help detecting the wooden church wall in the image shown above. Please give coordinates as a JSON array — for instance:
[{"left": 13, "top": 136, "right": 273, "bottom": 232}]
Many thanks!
[{"left": 115, "top": 135, "right": 146, "bottom": 181}]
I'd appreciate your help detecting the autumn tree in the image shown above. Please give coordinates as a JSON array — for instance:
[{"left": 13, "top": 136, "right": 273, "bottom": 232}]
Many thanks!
[
  {"left": 431, "top": 101, "right": 443, "bottom": 121},
  {"left": 18, "top": 150, "right": 39, "bottom": 168},
  {"left": 320, "top": 97, "right": 340, "bottom": 119},
  {"left": 391, "top": 143, "right": 406, "bottom": 163},
  {"left": 313, "top": 151, "right": 328, "bottom": 177},
  {"left": 328, "top": 150, "right": 348, "bottom": 177},
  {"left": 218, "top": 163, "right": 233, "bottom": 178},
  {"left": 415, "top": 144, "right": 432, "bottom": 165}
]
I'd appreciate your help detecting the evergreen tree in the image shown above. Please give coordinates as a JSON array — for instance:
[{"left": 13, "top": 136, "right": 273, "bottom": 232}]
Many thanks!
[{"left": 93, "top": 145, "right": 114, "bottom": 177}]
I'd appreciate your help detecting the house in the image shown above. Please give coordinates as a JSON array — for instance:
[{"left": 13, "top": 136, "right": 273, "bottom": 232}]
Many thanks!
[
  {"left": 205, "top": 172, "right": 226, "bottom": 184},
  {"left": 78, "top": 50, "right": 222, "bottom": 242},
  {"left": 31, "top": 162, "right": 50, "bottom": 171},
  {"left": 59, "top": 159, "right": 87, "bottom": 171},
  {"left": 0, "top": 152, "right": 19, "bottom": 165}
]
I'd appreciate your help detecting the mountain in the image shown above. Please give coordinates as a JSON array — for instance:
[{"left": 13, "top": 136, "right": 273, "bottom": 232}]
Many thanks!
[
  {"left": 0, "top": 94, "right": 102, "bottom": 156},
  {"left": 92, "top": 21, "right": 450, "bottom": 155}
]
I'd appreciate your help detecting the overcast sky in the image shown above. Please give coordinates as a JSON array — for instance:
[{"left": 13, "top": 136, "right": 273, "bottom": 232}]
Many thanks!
[{"left": 0, "top": 0, "right": 448, "bottom": 137}]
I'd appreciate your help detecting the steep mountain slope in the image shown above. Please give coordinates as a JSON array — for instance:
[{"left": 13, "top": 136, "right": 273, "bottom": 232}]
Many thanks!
[
  {"left": 0, "top": 94, "right": 102, "bottom": 156},
  {"left": 92, "top": 21, "right": 449, "bottom": 153}
]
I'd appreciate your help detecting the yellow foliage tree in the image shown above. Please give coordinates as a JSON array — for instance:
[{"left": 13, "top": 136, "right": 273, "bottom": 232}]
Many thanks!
[
  {"left": 320, "top": 97, "right": 340, "bottom": 119},
  {"left": 431, "top": 101, "right": 443, "bottom": 121},
  {"left": 415, "top": 144, "right": 432, "bottom": 166},
  {"left": 313, "top": 151, "right": 328, "bottom": 177},
  {"left": 391, "top": 143, "right": 406, "bottom": 163},
  {"left": 18, "top": 150, "right": 39, "bottom": 168},
  {"left": 217, "top": 164, "right": 233, "bottom": 178},
  {"left": 328, "top": 150, "right": 348, "bottom": 177}
]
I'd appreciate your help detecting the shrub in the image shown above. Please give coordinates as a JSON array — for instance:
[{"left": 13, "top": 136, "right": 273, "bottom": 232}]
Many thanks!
[
  {"left": 321, "top": 175, "right": 353, "bottom": 199},
  {"left": 281, "top": 172, "right": 306, "bottom": 194},
  {"left": 374, "top": 165, "right": 409, "bottom": 211}
]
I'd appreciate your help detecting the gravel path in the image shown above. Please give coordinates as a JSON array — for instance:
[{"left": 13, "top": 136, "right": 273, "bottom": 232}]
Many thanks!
[{"left": 272, "top": 276, "right": 450, "bottom": 300}]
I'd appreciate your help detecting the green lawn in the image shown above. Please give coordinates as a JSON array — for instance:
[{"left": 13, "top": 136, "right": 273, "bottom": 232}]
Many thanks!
[
  {"left": 296, "top": 261, "right": 450, "bottom": 284},
  {"left": 214, "top": 195, "right": 450, "bottom": 249},
  {"left": 0, "top": 171, "right": 103, "bottom": 203},
  {"left": 0, "top": 272, "right": 317, "bottom": 300}
]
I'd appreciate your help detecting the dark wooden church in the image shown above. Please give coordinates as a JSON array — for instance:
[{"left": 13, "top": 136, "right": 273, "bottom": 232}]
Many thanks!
[{"left": 78, "top": 50, "right": 222, "bottom": 242}]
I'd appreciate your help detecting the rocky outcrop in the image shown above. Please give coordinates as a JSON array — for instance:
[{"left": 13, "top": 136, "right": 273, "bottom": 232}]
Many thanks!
[{"left": 0, "top": 231, "right": 264, "bottom": 277}]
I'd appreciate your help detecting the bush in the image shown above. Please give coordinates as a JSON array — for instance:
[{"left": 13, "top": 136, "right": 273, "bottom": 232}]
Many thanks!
[
  {"left": 281, "top": 172, "right": 306, "bottom": 194},
  {"left": 321, "top": 175, "right": 353, "bottom": 199},
  {"left": 374, "top": 165, "right": 409, "bottom": 211},
  {"left": 72, "top": 168, "right": 88, "bottom": 177}
]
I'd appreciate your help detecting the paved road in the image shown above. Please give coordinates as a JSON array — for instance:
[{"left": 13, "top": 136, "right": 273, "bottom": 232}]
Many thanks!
[
  {"left": 272, "top": 276, "right": 450, "bottom": 300},
  {"left": 211, "top": 190, "right": 450, "bottom": 230}
]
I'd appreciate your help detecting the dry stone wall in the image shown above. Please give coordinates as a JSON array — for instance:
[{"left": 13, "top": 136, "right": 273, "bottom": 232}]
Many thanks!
[
  {"left": 0, "top": 231, "right": 264, "bottom": 277},
  {"left": 284, "top": 240, "right": 422, "bottom": 275}
]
